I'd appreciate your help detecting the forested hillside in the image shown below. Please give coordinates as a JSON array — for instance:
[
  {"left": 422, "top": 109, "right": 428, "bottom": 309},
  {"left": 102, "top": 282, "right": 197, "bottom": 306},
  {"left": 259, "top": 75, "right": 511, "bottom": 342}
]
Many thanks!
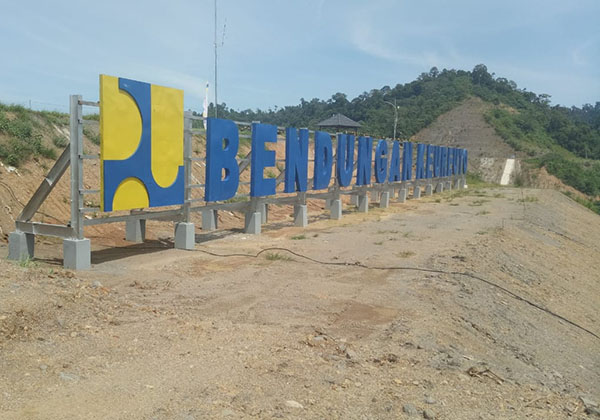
[{"left": 211, "top": 65, "right": 600, "bottom": 199}]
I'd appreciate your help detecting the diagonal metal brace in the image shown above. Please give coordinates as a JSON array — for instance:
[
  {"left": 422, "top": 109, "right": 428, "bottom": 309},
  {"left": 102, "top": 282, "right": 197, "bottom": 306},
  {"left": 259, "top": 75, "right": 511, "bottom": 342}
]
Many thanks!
[{"left": 17, "top": 145, "right": 71, "bottom": 222}]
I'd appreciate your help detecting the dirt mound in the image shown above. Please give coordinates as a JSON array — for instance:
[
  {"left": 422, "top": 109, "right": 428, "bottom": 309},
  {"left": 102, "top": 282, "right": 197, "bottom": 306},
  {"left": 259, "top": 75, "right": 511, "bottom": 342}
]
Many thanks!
[
  {"left": 1, "top": 187, "right": 598, "bottom": 419},
  {"left": 412, "top": 97, "right": 519, "bottom": 184}
]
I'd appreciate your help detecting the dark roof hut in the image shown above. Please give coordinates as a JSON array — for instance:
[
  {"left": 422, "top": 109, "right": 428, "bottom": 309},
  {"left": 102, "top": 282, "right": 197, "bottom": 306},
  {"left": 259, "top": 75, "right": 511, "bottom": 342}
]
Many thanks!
[{"left": 317, "top": 113, "right": 361, "bottom": 134}]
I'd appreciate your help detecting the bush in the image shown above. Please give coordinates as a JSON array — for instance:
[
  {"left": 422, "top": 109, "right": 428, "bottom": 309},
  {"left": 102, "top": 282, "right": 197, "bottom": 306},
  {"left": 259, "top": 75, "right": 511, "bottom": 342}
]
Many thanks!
[{"left": 52, "top": 136, "right": 68, "bottom": 148}]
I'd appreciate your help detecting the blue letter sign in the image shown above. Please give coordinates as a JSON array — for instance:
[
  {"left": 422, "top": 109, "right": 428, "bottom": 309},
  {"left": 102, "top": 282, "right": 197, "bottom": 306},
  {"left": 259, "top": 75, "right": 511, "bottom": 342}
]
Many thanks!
[
  {"left": 313, "top": 131, "right": 333, "bottom": 190},
  {"left": 284, "top": 127, "right": 309, "bottom": 193},
  {"left": 205, "top": 118, "right": 240, "bottom": 202},
  {"left": 250, "top": 123, "right": 277, "bottom": 197}
]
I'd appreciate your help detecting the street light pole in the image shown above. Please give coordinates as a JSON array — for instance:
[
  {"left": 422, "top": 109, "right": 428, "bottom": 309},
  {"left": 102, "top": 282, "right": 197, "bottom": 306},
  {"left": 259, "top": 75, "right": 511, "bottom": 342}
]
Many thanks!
[{"left": 383, "top": 99, "right": 399, "bottom": 140}]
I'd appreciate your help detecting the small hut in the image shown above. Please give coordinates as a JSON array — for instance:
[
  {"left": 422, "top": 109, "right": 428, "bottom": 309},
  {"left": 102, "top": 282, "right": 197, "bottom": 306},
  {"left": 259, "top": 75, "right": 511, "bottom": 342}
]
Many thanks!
[{"left": 317, "top": 113, "right": 361, "bottom": 134}]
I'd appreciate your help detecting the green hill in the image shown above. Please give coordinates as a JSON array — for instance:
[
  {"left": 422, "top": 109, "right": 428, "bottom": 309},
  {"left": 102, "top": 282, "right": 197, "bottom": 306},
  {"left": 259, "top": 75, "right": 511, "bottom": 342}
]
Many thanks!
[{"left": 213, "top": 64, "right": 600, "bottom": 202}]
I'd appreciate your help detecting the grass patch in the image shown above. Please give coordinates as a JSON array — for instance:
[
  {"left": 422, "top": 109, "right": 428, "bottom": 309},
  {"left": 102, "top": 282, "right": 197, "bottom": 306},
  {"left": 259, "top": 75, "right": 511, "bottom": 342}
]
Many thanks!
[
  {"left": 52, "top": 135, "right": 68, "bottom": 148},
  {"left": 291, "top": 234, "right": 306, "bottom": 240},
  {"left": 13, "top": 257, "right": 37, "bottom": 268},
  {"left": 374, "top": 241, "right": 384, "bottom": 245},
  {"left": 397, "top": 251, "right": 415, "bottom": 258},
  {"left": 83, "top": 113, "right": 100, "bottom": 121},
  {"left": 225, "top": 195, "right": 249, "bottom": 203},
  {"left": 517, "top": 196, "right": 538, "bottom": 203},
  {"left": 83, "top": 127, "right": 100, "bottom": 145},
  {"left": 466, "top": 172, "right": 496, "bottom": 188},
  {"left": 562, "top": 191, "right": 600, "bottom": 215},
  {"left": 265, "top": 252, "right": 293, "bottom": 261},
  {"left": 40, "top": 110, "right": 68, "bottom": 126},
  {"left": 469, "top": 199, "right": 490, "bottom": 206},
  {"left": 476, "top": 210, "right": 491, "bottom": 215}
]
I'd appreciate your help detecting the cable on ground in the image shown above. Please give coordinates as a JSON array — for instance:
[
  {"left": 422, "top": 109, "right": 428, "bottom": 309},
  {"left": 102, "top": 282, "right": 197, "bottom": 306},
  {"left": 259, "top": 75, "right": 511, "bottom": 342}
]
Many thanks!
[{"left": 195, "top": 246, "right": 600, "bottom": 341}]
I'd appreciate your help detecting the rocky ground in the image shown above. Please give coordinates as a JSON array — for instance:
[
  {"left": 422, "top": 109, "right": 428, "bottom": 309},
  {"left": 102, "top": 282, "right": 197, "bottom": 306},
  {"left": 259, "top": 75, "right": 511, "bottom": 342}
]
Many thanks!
[{"left": 0, "top": 187, "right": 599, "bottom": 419}]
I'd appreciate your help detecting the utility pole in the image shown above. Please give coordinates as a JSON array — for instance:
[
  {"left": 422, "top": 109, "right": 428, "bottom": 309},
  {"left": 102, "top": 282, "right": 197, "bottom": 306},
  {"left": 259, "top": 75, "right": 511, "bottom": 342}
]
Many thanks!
[
  {"left": 384, "top": 99, "right": 399, "bottom": 140},
  {"left": 214, "top": 0, "right": 218, "bottom": 118}
]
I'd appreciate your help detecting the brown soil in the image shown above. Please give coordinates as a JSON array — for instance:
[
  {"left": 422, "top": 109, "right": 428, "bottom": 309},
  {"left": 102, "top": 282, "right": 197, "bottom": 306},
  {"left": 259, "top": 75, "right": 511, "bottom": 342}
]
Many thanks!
[
  {"left": 1, "top": 187, "right": 598, "bottom": 419},
  {"left": 412, "top": 97, "right": 518, "bottom": 184}
]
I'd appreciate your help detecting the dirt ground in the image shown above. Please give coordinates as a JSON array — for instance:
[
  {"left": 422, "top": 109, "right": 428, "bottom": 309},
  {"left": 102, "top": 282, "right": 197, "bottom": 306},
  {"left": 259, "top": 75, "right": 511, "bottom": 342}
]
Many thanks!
[{"left": 1, "top": 187, "right": 599, "bottom": 419}]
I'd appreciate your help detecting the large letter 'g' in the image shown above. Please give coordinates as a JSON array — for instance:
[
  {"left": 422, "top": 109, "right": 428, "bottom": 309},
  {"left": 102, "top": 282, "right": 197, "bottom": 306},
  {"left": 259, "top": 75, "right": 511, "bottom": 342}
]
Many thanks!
[{"left": 205, "top": 118, "right": 240, "bottom": 202}]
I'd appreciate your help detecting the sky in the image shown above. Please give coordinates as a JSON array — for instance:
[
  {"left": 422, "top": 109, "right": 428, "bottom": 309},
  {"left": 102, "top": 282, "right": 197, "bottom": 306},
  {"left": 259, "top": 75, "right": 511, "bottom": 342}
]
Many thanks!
[{"left": 0, "top": 0, "right": 598, "bottom": 114}]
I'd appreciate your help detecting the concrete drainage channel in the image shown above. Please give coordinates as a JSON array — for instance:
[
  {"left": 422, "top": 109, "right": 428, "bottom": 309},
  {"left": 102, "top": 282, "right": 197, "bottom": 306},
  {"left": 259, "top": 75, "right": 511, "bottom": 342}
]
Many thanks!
[{"left": 500, "top": 158, "right": 516, "bottom": 186}]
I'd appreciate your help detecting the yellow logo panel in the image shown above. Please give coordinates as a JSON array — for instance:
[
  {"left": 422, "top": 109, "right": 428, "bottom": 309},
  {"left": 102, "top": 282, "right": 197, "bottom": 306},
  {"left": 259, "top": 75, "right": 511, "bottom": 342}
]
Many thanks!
[{"left": 99, "top": 75, "right": 184, "bottom": 212}]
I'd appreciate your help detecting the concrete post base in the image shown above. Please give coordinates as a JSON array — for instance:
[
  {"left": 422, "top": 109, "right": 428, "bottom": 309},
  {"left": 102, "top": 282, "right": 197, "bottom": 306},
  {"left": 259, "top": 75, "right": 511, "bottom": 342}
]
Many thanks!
[
  {"left": 379, "top": 191, "right": 390, "bottom": 208},
  {"left": 413, "top": 186, "right": 421, "bottom": 199},
  {"left": 370, "top": 191, "right": 380, "bottom": 202},
  {"left": 294, "top": 204, "right": 308, "bottom": 227},
  {"left": 202, "top": 209, "right": 217, "bottom": 231},
  {"left": 436, "top": 182, "right": 444, "bottom": 193},
  {"left": 125, "top": 219, "right": 146, "bottom": 243},
  {"left": 398, "top": 188, "right": 407, "bottom": 203},
  {"left": 260, "top": 203, "right": 269, "bottom": 224},
  {"left": 459, "top": 177, "right": 466, "bottom": 189},
  {"left": 454, "top": 178, "right": 461, "bottom": 189},
  {"left": 445, "top": 181, "right": 452, "bottom": 190},
  {"left": 425, "top": 184, "right": 433, "bottom": 196},
  {"left": 350, "top": 194, "right": 359, "bottom": 207},
  {"left": 245, "top": 211, "right": 261, "bottom": 234},
  {"left": 174, "top": 222, "right": 195, "bottom": 250},
  {"left": 63, "top": 238, "right": 91, "bottom": 270},
  {"left": 324, "top": 198, "right": 331, "bottom": 209},
  {"left": 358, "top": 194, "right": 369, "bottom": 213},
  {"left": 8, "top": 231, "right": 34, "bottom": 261},
  {"left": 330, "top": 199, "right": 342, "bottom": 220}
]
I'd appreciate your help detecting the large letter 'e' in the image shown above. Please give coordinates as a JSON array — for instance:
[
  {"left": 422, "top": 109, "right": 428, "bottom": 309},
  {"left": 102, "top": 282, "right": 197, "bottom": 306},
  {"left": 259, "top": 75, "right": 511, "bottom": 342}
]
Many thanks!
[{"left": 251, "top": 123, "right": 277, "bottom": 197}]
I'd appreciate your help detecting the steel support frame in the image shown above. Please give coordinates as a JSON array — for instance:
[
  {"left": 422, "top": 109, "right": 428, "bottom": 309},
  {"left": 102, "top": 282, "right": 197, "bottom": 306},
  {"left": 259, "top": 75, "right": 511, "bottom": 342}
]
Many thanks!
[{"left": 8, "top": 94, "right": 468, "bottom": 269}]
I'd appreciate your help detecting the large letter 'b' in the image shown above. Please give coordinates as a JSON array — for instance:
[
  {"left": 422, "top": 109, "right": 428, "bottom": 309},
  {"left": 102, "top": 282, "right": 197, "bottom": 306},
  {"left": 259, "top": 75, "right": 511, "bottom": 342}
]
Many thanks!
[{"left": 205, "top": 118, "right": 240, "bottom": 202}]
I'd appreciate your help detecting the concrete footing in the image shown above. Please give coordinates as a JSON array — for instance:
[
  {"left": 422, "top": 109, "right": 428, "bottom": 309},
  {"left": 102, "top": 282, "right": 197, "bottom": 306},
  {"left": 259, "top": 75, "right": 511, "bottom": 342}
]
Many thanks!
[
  {"left": 458, "top": 178, "right": 466, "bottom": 189},
  {"left": 413, "top": 186, "right": 421, "bottom": 199},
  {"left": 371, "top": 191, "right": 380, "bottom": 202},
  {"left": 63, "top": 238, "right": 91, "bottom": 270},
  {"left": 398, "top": 188, "right": 407, "bottom": 203},
  {"left": 174, "top": 222, "right": 195, "bottom": 250},
  {"left": 260, "top": 203, "right": 269, "bottom": 224},
  {"left": 330, "top": 199, "right": 342, "bottom": 220},
  {"left": 324, "top": 198, "right": 331, "bottom": 209},
  {"left": 294, "top": 204, "right": 308, "bottom": 227},
  {"left": 358, "top": 194, "right": 369, "bottom": 213},
  {"left": 8, "top": 231, "right": 34, "bottom": 261},
  {"left": 125, "top": 219, "right": 146, "bottom": 243},
  {"left": 350, "top": 194, "right": 359, "bottom": 207},
  {"left": 425, "top": 184, "right": 433, "bottom": 196},
  {"left": 435, "top": 182, "right": 444, "bottom": 193},
  {"left": 202, "top": 209, "right": 217, "bottom": 231},
  {"left": 445, "top": 181, "right": 452, "bottom": 190},
  {"left": 245, "top": 211, "right": 261, "bottom": 234},
  {"left": 379, "top": 191, "right": 390, "bottom": 208}
]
